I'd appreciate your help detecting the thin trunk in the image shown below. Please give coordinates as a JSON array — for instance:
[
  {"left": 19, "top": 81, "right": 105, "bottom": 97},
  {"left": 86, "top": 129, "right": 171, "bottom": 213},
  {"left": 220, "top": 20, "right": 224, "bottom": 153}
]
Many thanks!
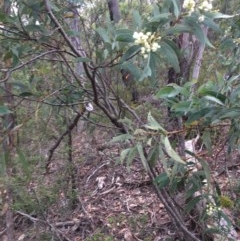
[
  {"left": 107, "top": 0, "right": 121, "bottom": 23},
  {"left": 191, "top": 27, "right": 209, "bottom": 93},
  {"left": 2, "top": 1, "right": 15, "bottom": 241}
]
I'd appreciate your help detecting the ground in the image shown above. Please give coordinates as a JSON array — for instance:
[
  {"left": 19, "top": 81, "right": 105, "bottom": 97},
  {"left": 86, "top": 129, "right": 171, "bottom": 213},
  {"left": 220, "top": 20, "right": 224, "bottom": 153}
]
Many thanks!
[{"left": 1, "top": 129, "right": 240, "bottom": 241}]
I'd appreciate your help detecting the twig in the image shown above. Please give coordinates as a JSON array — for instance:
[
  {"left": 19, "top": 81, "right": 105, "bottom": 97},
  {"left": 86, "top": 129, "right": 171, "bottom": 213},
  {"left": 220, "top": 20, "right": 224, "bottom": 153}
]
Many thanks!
[
  {"left": 86, "top": 161, "right": 108, "bottom": 184},
  {"left": 45, "top": 111, "right": 85, "bottom": 173},
  {"left": 0, "top": 50, "right": 63, "bottom": 83}
]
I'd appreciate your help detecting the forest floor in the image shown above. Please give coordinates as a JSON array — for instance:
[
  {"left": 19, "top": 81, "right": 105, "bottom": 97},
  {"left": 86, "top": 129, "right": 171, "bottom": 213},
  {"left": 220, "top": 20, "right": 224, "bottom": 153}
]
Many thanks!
[{"left": 3, "top": 129, "right": 240, "bottom": 241}]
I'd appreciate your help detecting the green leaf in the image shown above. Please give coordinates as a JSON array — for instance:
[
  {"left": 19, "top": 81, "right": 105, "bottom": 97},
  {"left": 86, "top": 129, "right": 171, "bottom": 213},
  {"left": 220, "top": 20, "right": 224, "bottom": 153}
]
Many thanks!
[
  {"left": 120, "top": 62, "right": 141, "bottom": 80},
  {"left": 111, "top": 134, "right": 132, "bottom": 143},
  {"left": 126, "top": 146, "right": 138, "bottom": 169},
  {"left": 139, "top": 62, "right": 152, "bottom": 81},
  {"left": 198, "top": 159, "right": 211, "bottom": 187},
  {"left": 118, "top": 117, "right": 133, "bottom": 128},
  {"left": 185, "top": 195, "right": 203, "bottom": 214},
  {"left": 154, "top": 172, "right": 170, "bottom": 189},
  {"left": 19, "top": 92, "right": 34, "bottom": 97},
  {"left": 163, "top": 136, "right": 185, "bottom": 164},
  {"left": 184, "top": 18, "right": 214, "bottom": 47},
  {"left": 144, "top": 112, "right": 166, "bottom": 133},
  {"left": 136, "top": 143, "right": 148, "bottom": 171},
  {"left": 170, "top": 0, "right": 180, "bottom": 18},
  {"left": 149, "top": 13, "right": 169, "bottom": 22},
  {"left": 47, "top": 0, "right": 60, "bottom": 11},
  {"left": 115, "top": 29, "right": 134, "bottom": 42},
  {"left": 166, "top": 24, "right": 192, "bottom": 35},
  {"left": 120, "top": 45, "right": 140, "bottom": 63},
  {"left": 120, "top": 148, "right": 131, "bottom": 163},
  {"left": 159, "top": 41, "right": 180, "bottom": 72},
  {"left": 0, "top": 106, "right": 12, "bottom": 116},
  {"left": 202, "top": 95, "right": 225, "bottom": 106},
  {"left": 202, "top": 130, "right": 212, "bottom": 154},
  {"left": 96, "top": 27, "right": 111, "bottom": 43},
  {"left": 147, "top": 143, "right": 159, "bottom": 168},
  {"left": 132, "top": 10, "right": 142, "bottom": 28},
  {"left": 198, "top": 90, "right": 227, "bottom": 103},
  {"left": 24, "top": 24, "right": 45, "bottom": 33},
  {"left": 156, "top": 86, "right": 179, "bottom": 98},
  {"left": 205, "top": 12, "right": 234, "bottom": 19}
]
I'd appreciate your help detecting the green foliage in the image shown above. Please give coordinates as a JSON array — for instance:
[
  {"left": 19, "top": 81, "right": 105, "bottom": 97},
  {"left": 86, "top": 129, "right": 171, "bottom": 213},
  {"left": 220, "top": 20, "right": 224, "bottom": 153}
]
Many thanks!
[
  {"left": 0, "top": 0, "right": 239, "bottom": 239},
  {"left": 219, "top": 195, "right": 234, "bottom": 208}
]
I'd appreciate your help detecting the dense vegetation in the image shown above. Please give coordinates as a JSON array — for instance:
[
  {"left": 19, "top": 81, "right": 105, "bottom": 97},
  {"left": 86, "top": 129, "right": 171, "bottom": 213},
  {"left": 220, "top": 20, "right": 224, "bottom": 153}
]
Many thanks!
[{"left": 0, "top": 0, "right": 240, "bottom": 240}]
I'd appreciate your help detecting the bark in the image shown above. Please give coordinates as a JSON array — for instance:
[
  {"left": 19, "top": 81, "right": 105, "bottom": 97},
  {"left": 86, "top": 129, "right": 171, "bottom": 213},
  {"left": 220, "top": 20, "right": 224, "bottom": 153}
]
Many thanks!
[
  {"left": 191, "top": 26, "right": 209, "bottom": 93},
  {"left": 107, "top": 0, "right": 121, "bottom": 23},
  {"left": 2, "top": 2, "right": 15, "bottom": 240}
]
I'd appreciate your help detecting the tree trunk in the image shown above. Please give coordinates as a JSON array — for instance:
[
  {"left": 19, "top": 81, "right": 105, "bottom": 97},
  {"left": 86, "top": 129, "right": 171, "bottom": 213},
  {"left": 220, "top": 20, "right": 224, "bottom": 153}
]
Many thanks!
[{"left": 107, "top": 0, "right": 121, "bottom": 23}]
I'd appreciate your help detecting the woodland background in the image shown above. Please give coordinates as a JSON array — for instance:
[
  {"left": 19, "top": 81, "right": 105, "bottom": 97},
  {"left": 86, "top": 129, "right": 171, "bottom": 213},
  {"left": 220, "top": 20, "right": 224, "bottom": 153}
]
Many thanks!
[{"left": 0, "top": 0, "right": 240, "bottom": 240}]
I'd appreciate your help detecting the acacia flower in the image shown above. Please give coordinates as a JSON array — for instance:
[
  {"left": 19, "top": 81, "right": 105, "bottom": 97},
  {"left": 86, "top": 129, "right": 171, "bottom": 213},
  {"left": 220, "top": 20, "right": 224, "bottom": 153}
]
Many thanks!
[
  {"left": 183, "top": 0, "right": 196, "bottom": 14},
  {"left": 199, "top": 0, "right": 213, "bottom": 11},
  {"left": 133, "top": 31, "right": 161, "bottom": 57}
]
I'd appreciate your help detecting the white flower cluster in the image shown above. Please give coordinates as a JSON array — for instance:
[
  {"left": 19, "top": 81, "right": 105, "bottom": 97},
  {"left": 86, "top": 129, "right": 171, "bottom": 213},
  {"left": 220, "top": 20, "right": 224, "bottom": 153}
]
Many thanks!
[
  {"left": 183, "top": 0, "right": 196, "bottom": 14},
  {"left": 199, "top": 0, "right": 213, "bottom": 11},
  {"left": 183, "top": 0, "right": 214, "bottom": 14},
  {"left": 206, "top": 203, "right": 221, "bottom": 216},
  {"left": 133, "top": 31, "right": 161, "bottom": 59}
]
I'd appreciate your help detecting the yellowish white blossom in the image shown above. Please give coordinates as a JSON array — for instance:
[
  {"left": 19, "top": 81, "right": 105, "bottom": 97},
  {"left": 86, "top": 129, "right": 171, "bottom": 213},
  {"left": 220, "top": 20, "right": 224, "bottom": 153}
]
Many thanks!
[
  {"left": 199, "top": 0, "right": 213, "bottom": 11},
  {"left": 198, "top": 15, "right": 205, "bottom": 22},
  {"left": 183, "top": 0, "right": 196, "bottom": 14},
  {"left": 133, "top": 31, "right": 161, "bottom": 57}
]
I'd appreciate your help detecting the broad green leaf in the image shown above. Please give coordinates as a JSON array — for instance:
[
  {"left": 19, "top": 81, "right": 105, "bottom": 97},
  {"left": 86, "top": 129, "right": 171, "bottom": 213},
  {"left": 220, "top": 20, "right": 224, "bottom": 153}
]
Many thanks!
[
  {"left": 199, "top": 90, "right": 227, "bottom": 103},
  {"left": 47, "top": 0, "right": 60, "bottom": 11},
  {"left": 111, "top": 134, "right": 132, "bottom": 143},
  {"left": 198, "top": 159, "right": 211, "bottom": 188},
  {"left": 185, "top": 195, "right": 203, "bottom": 213},
  {"left": 203, "top": 95, "right": 225, "bottom": 106},
  {"left": 139, "top": 63, "right": 151, "bottom": 81},
  {"left": 159, "top": 41, "right": 180, "bottom": 73},
  {"left": 0, "top": 106, "right": 12, "bottom": 116},
  {"left": 25, "top": 24, "right": 45, "bottom": 33},
  {"left": 186, "top": 108, "right": 213, "bottom": 124},
  {"left": 115, "top": 29, "right": 134, "bottom": 42},
  {"left": 172, "top": 101, "right": 192, "bottom": 114},
  {"left": 132, "top": 10, "right": 142, "bottom": 28},
  {"left": 126, "top": 146, "right": 138, "bottom": 169},
  {"left": 159, "top": 145, "right": 170, "bottom": 175},
  {"left": 149, "top": 13, "right": 169, "bottom": 22},
  {"left": 19, "top": 92, "right": 34, "bottom": 97},
  {"left": 118, "top": 117, "right": 133, "bottom": 127},
  {"left": 96, "top": 27, "right": 111, "bottom": 43},
  {"left": 170, "top": 0, "right": 180, "bottom": 18},
  {"left": 147, "top": 143, "right": 159, "bottom": 168},
  {"left": 136, "top": 143, "right": 148, "bottom": 171},
  {"left": 120, "top": 62, "right": 141, "bottom": 80},
  {"left": 165, "top": 24, "right": 192, "bottom": 35},
  {"left": 156, "top": 86, "right": 179, "bottom": 98},
  {"left": 120, "top": 45, "right": 140, "bottom": 63},
  {"left": 120, "top": 148, "right": 131, "bottom": 163},
  {"left": 205, "top": 12, "right": 234, "bottom": 19},
  {"left": 154, "top": 172, "right": 170, "bottom": 189},
  {"left": 202, "top": 130, "right": 212, "bottom": 154},
  {"left": 134, "top": 129, "right": 148, "bottom": 141},
  {"left": 144, "top": 112, "right": 166, "bottom": 133},
  {"left": 184, "top": 18, "right": 214, "bottom": 47},
  {"left": 163, "top": 136, "right": 185, "bottom": 164}
]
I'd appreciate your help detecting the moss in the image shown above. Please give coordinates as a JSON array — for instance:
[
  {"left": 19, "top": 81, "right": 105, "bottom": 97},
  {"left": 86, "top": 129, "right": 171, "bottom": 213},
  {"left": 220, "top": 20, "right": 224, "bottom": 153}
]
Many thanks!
[{"left": 219, "top": 195, "right": 234, "bottom": 208}]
